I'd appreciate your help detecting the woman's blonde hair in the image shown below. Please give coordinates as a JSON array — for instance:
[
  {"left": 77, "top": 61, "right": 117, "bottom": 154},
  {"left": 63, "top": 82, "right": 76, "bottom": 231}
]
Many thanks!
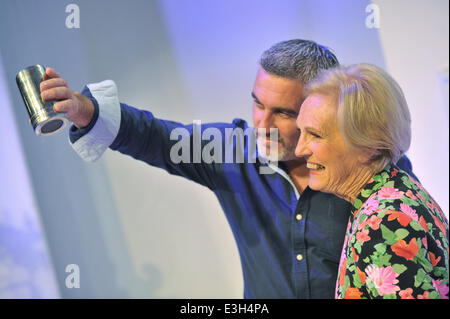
[{"left": 305, "top": 63, "right": 411, "bottom": 171}]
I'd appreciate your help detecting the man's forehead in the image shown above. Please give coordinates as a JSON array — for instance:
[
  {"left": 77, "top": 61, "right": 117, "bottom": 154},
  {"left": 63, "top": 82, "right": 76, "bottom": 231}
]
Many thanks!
[
  {"left": 254, "top": 69, "right": 304, "bottom": 90},
  {"left": 253, "top": 72, "right": 305, "bottom": 108}
]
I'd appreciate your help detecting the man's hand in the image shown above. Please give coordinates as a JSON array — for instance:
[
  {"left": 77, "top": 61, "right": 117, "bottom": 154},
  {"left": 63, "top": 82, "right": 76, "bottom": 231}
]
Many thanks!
[{"left": 40, "top": 67, "right": 94, "bottom": 129}]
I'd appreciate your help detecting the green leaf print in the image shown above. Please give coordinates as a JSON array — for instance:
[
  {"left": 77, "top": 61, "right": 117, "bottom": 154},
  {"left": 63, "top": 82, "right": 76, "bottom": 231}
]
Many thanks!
[
  {"left": 434, "top": 267, "right": 447, "bottom": 277},
  {"left": 372, "top": 254, "right": 392, "bottom": 267},
  {"left": 343, "top": 274, "right": 350, "bottom": 295},
  {"left": 354, "top": 198, "right": 363, "bottom": 210},
  {"left": 366, "top": 280, "right": 379, "bottom": 298},
  {"left": 361, "top": 189, "right": 373, "bottom": 198},
  {"left": 415, "top": 253, "right": 433, "bottom": 273},
  {"left": 373, "top": 174, "right": 383, "bottom": 183},
  {"left": 392, "top": 264, "right": 407, "bottom": 275},
  {"left": 401, "top": 197, "right": 420, "bottom": 207},
  {"left": 354, "top": 241, "right": 362, "bottom": 254},
  {"left": 409, "top": 220, "right": 424, "bottom": 232},
  {"left": 373, "top": 183, "right": 384, "bottom": 191},
  {"left": 380, "top": 224, "right": 396, "bottom": 244},
  {"left": 419, "top": 190, "right": 430, "bottom": 201},
  {"left": 429, "top": 291, "right": 441, "bottom": 299},
  {"left": 377, "top": 210, "right": 387, "bottom": 219},
  {"left": 384, "top": 181, "right": 395, "bottom": 188},
  {"left": 439, "top": 232, "right": 449, "bottom": 249},
  {"left": 414, "top": 269, "right": 427, "bottom": 287},
  {"left": 394, "top": 228, "right": 409, "bottom": 240},
  {"left": 352, "top": 272, "right": 363, "bottom": 288},
  {"left": 401, "top": 176, "right": 415, "bottom": 189},
  {"left": 374, "top": 243, "right": 386, "bottom": 254},
  {"left": 422, "top": 282, "right": 434, "bottom": 291}
]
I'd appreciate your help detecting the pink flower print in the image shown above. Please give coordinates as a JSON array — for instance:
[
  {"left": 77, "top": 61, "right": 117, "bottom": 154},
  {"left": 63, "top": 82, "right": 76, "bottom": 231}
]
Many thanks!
[
  {"left": 434, "top": 203, "right": 443, "bottom": 215},
  {"left": 363, "top": 196, "right": 379, "bottom": 213},
  {"left": 409, "top": 176, "right": 424, "bottom": 190},
  {"left": 367, "top": 215, "right": 382, "bottom": 230},
  {"left": 432, "top": 279, "right": 449, "bottom": 299},
  {"left": 416, "top": 192, "right": 425, "bottom": 202},
  {"left": 357, "top": 220, "right": 368, "bottom": 231},
  {"left": 417, "top": 291, "right": 430, "bottom": 299},
  {"left": 426, "top": 201, "right": 443, "bottom": 215},
  {"left": 356, "top": 228, "right": 371, "bottom": 243},
  {"left": 378, "top": 187, "right": 404, "bottom": 200},
  {"left": 365, "top": 265, "right": 400, "bottom": 296},
  {"left": 399, "top": 288, "right": 415, "bottom": 299},
  {"left": 346, "top": 221, "right": 352, "bottom": 232},
  {"left": 414, "top": 179, "right": 424, "bottom": 190},
  {"left": 421, "top": 237, "right": 428, "bottom": 250},
  {"left": 405, "top": 190, "right": 417, "bottom": 200},
  {"left": 400, "top": 203, "right": 418, "bottom": 221}
]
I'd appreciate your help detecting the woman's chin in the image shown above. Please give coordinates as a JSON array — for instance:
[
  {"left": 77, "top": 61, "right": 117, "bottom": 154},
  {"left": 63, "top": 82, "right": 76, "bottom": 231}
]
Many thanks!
[{"left": 308, "top": 177, "right": 326, "bottom": 193}]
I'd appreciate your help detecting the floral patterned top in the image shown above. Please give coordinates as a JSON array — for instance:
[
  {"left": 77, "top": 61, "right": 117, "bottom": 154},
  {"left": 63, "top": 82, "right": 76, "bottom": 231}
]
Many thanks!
[{"left": 335, "top": 165, "right": 449, "bottom": 299}]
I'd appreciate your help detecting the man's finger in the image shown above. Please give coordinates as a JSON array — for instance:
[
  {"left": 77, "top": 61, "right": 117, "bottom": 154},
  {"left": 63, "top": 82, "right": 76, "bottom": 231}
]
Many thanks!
[
  {"left": 41, "top": 86, "right": 72, "bottom": 102},
  {"left": 43, "top": 67, "right": 61, "bottom": 80},
  {"left": 40, "top": 78, "right": 68, "bottom": 92},
  {"left": 53, "top": 99, "right": 73, "bottom": 113}
]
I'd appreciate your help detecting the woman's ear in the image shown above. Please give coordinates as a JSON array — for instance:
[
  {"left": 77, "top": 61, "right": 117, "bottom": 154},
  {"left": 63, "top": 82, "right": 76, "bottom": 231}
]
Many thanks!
[{"left": 357, "top": 148, "right": 380, "bottom": 165}]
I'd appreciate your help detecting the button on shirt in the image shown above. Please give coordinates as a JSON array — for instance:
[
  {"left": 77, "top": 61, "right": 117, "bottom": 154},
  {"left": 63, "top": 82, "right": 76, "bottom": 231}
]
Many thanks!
[{"left": 69, "top": 83, "right": 416, "bottom": 299}]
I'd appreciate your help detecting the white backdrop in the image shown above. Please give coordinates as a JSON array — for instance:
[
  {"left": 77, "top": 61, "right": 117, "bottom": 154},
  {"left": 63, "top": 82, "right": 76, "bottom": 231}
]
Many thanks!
[{"left": 0, "top": 50, "right": 59, "bottom": 298}]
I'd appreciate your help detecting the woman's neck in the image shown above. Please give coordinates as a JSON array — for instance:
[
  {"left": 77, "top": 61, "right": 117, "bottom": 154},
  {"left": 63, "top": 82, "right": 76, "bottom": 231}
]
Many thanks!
[{"left": 333, "top": 165, "right": 377, "bottom": 204}]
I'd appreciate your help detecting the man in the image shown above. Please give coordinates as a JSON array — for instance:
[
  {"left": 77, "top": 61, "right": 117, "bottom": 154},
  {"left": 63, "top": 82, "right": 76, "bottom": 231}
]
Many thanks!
[{"left": 40, "top": 39, "right": 415, "bottom": 298}]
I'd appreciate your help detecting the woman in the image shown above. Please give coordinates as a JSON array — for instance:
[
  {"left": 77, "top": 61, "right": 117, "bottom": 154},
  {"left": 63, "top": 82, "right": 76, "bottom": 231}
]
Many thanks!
[{"left": 295, "top": 64, "right": 449, "bottom": 299}]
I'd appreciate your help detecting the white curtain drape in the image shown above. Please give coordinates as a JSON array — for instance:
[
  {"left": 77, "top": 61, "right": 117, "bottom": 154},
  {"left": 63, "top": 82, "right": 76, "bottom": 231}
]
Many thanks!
[{"left": 0, "top": 50, "right": 60, "bottom": 298}]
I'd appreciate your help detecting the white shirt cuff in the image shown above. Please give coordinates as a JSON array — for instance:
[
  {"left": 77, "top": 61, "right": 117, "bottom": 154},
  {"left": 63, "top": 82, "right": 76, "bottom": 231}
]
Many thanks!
[{"left": 70, "top": 80, "right": 121, "bottom": 162}]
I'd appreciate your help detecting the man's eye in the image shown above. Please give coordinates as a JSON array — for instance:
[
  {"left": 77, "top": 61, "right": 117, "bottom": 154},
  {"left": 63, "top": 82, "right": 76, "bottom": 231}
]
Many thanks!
[
  {"left": 311, "top": 132, "right": 321, "bottom": 138},
  {"left": 254, "top": 101, "right": 263, "bottom": 108},
  {"left": 279, "top": 111, "right": 294, "bottom": 118}
]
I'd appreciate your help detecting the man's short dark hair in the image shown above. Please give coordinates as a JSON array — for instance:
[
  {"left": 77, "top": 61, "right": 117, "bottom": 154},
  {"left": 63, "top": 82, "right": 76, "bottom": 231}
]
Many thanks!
[{"left": 260, "top": 39, "right": 339, "bottom": 83}]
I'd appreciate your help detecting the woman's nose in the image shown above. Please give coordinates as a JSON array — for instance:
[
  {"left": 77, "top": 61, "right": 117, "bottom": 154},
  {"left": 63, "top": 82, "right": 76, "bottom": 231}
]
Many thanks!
[{"left": 295, "top": 134, "right": 311, "bottom": 158}]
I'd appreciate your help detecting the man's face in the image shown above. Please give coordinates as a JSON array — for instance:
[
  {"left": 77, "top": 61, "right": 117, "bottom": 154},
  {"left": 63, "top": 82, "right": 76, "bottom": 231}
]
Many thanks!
[{"left": 252, "top": 68, "right": 305, "bottom": 162}]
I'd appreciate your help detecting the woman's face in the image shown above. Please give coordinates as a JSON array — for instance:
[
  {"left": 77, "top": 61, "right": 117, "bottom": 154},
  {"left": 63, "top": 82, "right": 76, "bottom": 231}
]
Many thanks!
[{"left": 294, "top": 93, "right": 365, "bottom": 195}]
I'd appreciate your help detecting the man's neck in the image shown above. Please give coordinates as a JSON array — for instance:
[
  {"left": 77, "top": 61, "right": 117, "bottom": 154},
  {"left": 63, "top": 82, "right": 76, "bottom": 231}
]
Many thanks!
[{"left": 284, "top": 158, "right": 310, "bottom": 195}]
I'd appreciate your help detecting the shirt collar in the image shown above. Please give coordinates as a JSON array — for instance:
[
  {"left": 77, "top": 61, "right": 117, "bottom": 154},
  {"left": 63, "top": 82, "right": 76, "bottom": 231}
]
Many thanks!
[{"left": 267, "top": 161, "right": 300, "bottom": 200}]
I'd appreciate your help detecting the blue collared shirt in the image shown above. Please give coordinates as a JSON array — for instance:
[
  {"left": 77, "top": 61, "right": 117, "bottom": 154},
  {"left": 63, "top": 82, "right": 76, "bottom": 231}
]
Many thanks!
[{"left": 70, "top": 85, "right": 416, "bottom": 298}]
